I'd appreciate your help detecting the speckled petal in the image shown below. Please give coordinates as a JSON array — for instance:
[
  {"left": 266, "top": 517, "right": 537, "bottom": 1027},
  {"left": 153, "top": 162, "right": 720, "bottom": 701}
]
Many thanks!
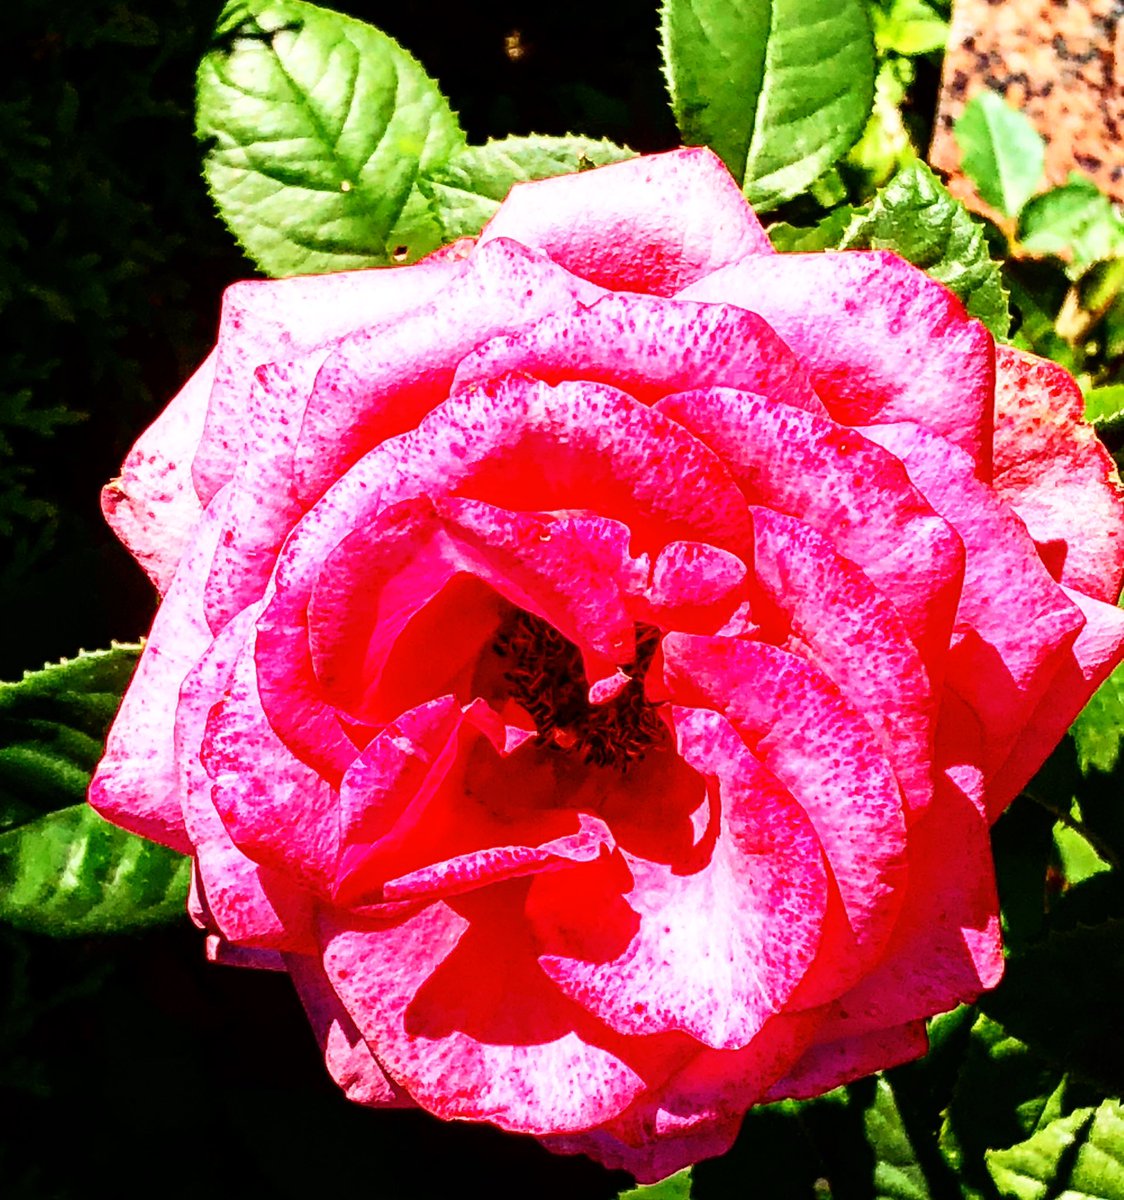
[
  {"left": 657, "top": 387, "right": 964, "bottom": 680},
  {"left": 89, "top": 487, "right": 238, "bottom": 853},
  {"left": 993, "top": 344, "right": 1124, "bottom": 604},
  {"left": 101, "top": 350, "right": 214, "bottom": 593},
  {"left": 192, "top": 257, "right": 459, "bottom": 503},
  {"left": 678, "top": 250, "right": 996, "bottom": 471},
  {"left": 318, "top": 891, "right": 653, "bottom": 1134},
  {"left": 660, "top": 634, "right": 908, "bottom": 1006},
  {"left": 451, "top": 292, "right": 821, "bottom": 412},
  {"left": 478, "top": 147, "right": 774, "bottom": 295}
]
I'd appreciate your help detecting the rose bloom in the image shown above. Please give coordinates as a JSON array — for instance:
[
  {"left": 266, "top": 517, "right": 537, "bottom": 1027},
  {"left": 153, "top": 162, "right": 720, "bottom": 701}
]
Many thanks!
[{"left": 91, "top": 149, "right": 1124, "bottom": 1181}]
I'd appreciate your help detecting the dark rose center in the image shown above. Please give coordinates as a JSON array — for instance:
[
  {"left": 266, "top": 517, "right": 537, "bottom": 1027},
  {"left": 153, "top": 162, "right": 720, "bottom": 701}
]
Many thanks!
[{"left": 493, "top": 609, "right": 666, "bottom": 769}]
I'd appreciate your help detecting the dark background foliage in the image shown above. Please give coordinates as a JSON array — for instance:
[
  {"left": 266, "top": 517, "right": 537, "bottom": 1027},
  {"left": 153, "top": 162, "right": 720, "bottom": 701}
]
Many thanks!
[{"left": 1, "top": 2, "right": 670, "bottom": 1195}]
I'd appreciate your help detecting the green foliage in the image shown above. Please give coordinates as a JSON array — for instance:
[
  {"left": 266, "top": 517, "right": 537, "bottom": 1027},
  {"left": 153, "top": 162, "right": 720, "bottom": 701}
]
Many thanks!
[
  {"left": 1020, "top": 175, "right": 1124, "bottom": 280},
  {"left": 862, "top": 1077, "right": 934, "bottom": 1199},
  {"left": 659, "top": 0, "right": 875, "bottom": 210},
  {"left": 770, "top": 161, "right": 1010, "bottom": 337},
  {"left": 423, "top": 135, "right": 635, "bottom": 242},
  {"left": 0, "top": 647, "right": 189, "bottom": 935},
  {"left": 197, "top": 0, "right": 466, "bottom": 275},
  {"left": 954, "top": 91, "right": 1046, "bottom": 218},
  {"left": 619, "top": 1169, "right": 692, "bottom": 1199},
  {"left": 872, "top": 0, "right": 948, "bottom": 56}
]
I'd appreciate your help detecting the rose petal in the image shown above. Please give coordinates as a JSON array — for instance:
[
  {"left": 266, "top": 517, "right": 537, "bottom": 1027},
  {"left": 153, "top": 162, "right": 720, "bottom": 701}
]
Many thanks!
[
  {"left": 532, "top": 709, "right": 826, "bottom": 1051},
  {"left": 862, "top": 421, "right": 1085, "bottom": 786},
  {"left": 318, "top": 890, "right": 655, "bottom": 1133},
  {"left": 751, "top": 507, "right": 936, "bottom": 816},
  {"left": 101, "top": 350, "right": 214, "bottom": 592},
  {"left": 89, "top": 488, "right": 238, "bottom": 853},
  {"left": 660, "top": 634, "right": 908, "bottom": 1006},
  {"left": 285, "top": 951, "right": 412, "bottom": 1108},
  {"left": 478, "top": 147, "right": 774, "bottom": 295},
  {"left": 291, "top": 237, "right": 603, "bottom": 506},
  {"left": 658, "top": 387, "right": 964, "bottom": 681},
  {"left": 678, "top": 250, "right": 996, "bottom": 471},
  {"left": 987, "top": 587, "right": 1124, "bottom": 813},
  {"left": 452, "top": 293, "right": 823, "bottom": 413},
  {"left": 202, "top": 631, "right": 341, "bottom": 895},
  {"left": 193, "top": 257, "right": 460, "bottom": 503},
  {"left": 763, "top": 1021, "right": 928, "bottom": 1102},
  {"left": 993, "top": 344, "right": 1124, "bottom": 604}
]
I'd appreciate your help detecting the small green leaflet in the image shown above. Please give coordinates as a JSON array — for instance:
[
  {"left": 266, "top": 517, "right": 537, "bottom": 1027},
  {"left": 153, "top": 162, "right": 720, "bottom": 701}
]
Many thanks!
[
  {"left": 1083, "top": 385, "right": 1124, "bottom": 432},
  {"left": 197, "top": 0, "right": 465, "bottom": 275},
  {"left": 862, "top": 1077, "right": 933, "bottom": 1200},
  {"left": 769, "top": 161, "right": 1010, "bottom": 337},
  {"left": 872, "top": 0, "right": 948, "bottom": 57},
  {"left": 422, "top": 136, "right": 636, "bottom": 243},
  {"left": 619, "top": 1168, "right": 692, "bottom": 1199},
  {"left": 1020, "top": 174, "right": 1124, "bottom": 279},
  {"left": 1071, "top": 662, "right": 1124, "bottom": 774},
  {"left": 954, "top": 90, "right": 1045, "bottom": 218},
  {"left": 660, "top": 0, "right": 875, "bottom": 210},
  {"left": 987, "top": 1100, "right": 1124, "bottom": 1200},
  {"left": 0, "top": 646, "right": 189, "bottom": 936}
]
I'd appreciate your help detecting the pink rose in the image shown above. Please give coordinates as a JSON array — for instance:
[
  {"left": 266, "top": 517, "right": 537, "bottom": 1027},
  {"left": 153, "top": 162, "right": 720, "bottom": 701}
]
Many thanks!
[{"left": 91, "top": 148, "right": 1124, "bottom": 1181}]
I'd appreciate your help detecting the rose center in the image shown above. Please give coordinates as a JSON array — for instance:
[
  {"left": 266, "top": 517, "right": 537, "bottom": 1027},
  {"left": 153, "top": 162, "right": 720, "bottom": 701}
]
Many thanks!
[{"left": 493, "top": 609, "right": 665, "bottom": 770}]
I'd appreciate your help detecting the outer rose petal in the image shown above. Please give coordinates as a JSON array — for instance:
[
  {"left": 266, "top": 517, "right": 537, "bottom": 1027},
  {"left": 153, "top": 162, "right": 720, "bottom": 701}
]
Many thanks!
[
  {"left": 101, "top": 349, "right": 215, "bottom": 592},
  {"left": 988, "top": 588, "right": 1124, "bottom": 813},
  {"left": 993, "top": 345, "right": 1124, "bottom": 603},
  {"left": 452, "top": 293, "right": 823, "bottom": 413},
  {"left": 318, "top": 890, "right": 665, "bottom": 1134},
  {"left": 89, "top": 487, "right": 239, "bottom": 853},
  {"left": 764, "top": 1022, "right": 929, "bottom": 1102},
  {"left": 285, "top": 951, "right": 411, "bottom": 1108},
  {"left": 478, "top": 147, "right": 774, "bottom": 295},
  {"left": 678, "top": 250, "right": 996, "bottom": 471},
  {"left": 192, "top": 255, "right": 461, "bottom": 503}
]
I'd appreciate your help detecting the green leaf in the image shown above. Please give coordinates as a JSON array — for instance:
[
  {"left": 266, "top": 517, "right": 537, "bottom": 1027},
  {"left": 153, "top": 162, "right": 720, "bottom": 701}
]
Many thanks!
[
  {"left": 1071, "top": 662, "right": 1124, "bottom": 775},
  {"left": 422, "top": 136, "right": 636, "bottom": 243},
  {"left": 619, "top": 1168, "right": 693, "bottom": 1199},
  {"left": 987, "top": 1107, "right": 1096, "bottom": 1200},
  {"left": 0, "top": 645, "right": 141, "bottom": 830},
  {"left": 770, "top": 162, "right": 1010, "bottom": 337},
  {"left": 1054, "top": 818, "right": 1111, "bottom": 886},
  {"left": 1020, "top": 175, "right": 1124, "bottom": 277},
  {"left": 196, "top": 0, "right": 465, "bottom": 276},
  {"left": 0, "top": 646, "right": 189, "bottom": 936},
  {"left": 0, "top": 804, "right": 190, "bottom": 937},
  {"left": 980, "top": 921, "right": 1124, "bottom": 1095},
  {"left": 1083, "top": 385, "right": 1124, "bottom": 432},
  {"left": 939, "top": 1014, "right": 1067, "bottom": 1193},
  {"left": 859, "top": 1077, "right": 935, "bottom": 1200},
  {"left": 1058, "top": 1099, "right": 1124, "bottom": 1200},
  {"left": 873, "top": 0, "right": 948, "bottom": 56},
  {"left": 954, "top": 90, "right": 1046, "bottom": 218},
  {"left": 660, "top": 0, "right": 875, "bottom": 210}
]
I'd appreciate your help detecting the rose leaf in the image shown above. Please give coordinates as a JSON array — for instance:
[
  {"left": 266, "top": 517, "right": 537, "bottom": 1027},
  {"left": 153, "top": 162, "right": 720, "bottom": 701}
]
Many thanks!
[
  {"left": 860, "top": 1076, "right": 937, "bottom": 1200},
  {"left": 659, "top": 0, "right": 876, "bottom": 211},
  {"left": 196, "top": 0, "right": 465, "bottom": 276},
  {"left": 939, "top": 1013, "right": 1071, "bottom": 1195},
  {"left": 979, "top": 922, "right": 1124, "bottom": 1096},
  {"left": 986, "top": 1103, "right": 1108, "bottom": 1200},
  {"left": 0, "top": 646, "right": 189, "bottom": 936},
  {"left": 1019, "top": 175, "right": 1124, "bottom": 280},
  {"left": 618, "top": 1168, "right": 692, "bottom": 1199},
  {"left": 872, "top": 0, "right": 948, "bottom": 58},
  {"left": 421, "top": 136, "right": 636, "bottom": 243},
  {"left": 953, "top": 90, "right": 1045, "bottom": 219},
  {"left": 0, "top": 804, "right": 190, "bottom": 937}
]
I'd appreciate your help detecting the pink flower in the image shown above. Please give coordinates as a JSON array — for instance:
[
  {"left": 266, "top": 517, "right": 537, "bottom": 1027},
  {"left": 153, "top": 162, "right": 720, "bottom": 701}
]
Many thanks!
[{"left": 91, "top": 148, "right": 1124, "bottom": 1181}]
